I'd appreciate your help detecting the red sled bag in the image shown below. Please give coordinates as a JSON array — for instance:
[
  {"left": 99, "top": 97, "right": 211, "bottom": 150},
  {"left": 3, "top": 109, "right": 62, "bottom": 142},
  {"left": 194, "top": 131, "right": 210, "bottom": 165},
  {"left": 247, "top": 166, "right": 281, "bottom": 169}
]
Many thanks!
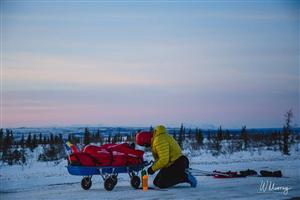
[
  {"left": 82, "top": 145, "right": 112, "bottom": 166},
  {"left": 68, "top": 152, "right": 96, "bottom": 167},
  {"left": 113, "top": 143, "right": 144, "bottom": 165},
  {"left": 110, "top": 151, "right": 127, "bottom": 166},
  {"left": 126, "top": 149, "right": 144, "bottom": 165},
  {"left": 108, "top": 143, "right": 144, "bottom": 166},
  {"left": 99, "top": 143, "right": 115, "bottom": 150},
  {"left": 68, "top": 143, "right": 144, "bottom": 167},
  {"left": 107, "top": 143, "right": 127, "bottom": 166}
]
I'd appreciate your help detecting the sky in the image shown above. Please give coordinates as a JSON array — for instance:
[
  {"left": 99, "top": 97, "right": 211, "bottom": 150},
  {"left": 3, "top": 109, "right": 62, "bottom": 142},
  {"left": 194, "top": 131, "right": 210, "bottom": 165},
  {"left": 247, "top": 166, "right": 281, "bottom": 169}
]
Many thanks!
[{"left": 1, "top": 0, "right": 299, "bottom": 129}]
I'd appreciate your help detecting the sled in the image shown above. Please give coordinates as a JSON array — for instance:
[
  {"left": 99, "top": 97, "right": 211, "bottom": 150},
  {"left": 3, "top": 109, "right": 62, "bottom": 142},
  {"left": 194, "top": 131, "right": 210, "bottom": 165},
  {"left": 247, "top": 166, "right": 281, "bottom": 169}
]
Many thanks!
[
  {"left": 66, "top": 161, "right": 151, "bottom": 191},
  {"left": 188, "top": 168, "right": 246, "bottom": 178},
  {"left": 188, "top": 168, "right": 230, "bottom": 177},
  {"left": 212, "top": 170, "right": 246, "bottom": 178}
]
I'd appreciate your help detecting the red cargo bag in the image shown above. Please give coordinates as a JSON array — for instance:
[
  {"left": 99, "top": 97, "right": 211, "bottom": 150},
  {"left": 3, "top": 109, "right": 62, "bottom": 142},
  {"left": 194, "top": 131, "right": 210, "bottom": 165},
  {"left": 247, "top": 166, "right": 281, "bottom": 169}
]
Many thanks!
[
  {"left": 108, "top": 143, "right": 144, "bottom": 166},
  {"left": 110, "top": 150, "right": 127, "bottom": 166},
  {"left": 82, "top": 145, "right": 112, "bottom": 166},
  {"left": 126, "top": 149, "right": 144, "bottom": 165},
  {"left": 99, "top": 143, "right": 115, "bottom": 150},
  {"left": 108, "top": 143, "right": 128, "bottom": 166},
  {"left": 68, "top": 152, "right": 96, "bottom": 167}
]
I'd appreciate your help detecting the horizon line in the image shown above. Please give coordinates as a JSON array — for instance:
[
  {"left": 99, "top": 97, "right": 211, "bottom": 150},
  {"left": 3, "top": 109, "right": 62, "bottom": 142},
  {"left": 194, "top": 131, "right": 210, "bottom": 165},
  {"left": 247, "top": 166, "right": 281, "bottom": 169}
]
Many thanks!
[{"left": 2, "top": 124, "right": 299, "bottom": 130}]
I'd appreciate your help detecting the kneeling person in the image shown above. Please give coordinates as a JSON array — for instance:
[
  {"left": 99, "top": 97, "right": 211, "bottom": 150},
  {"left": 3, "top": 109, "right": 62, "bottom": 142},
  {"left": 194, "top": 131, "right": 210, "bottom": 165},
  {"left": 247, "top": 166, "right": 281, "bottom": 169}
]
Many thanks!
[{"left": 136, "top": 125, "right": 197, "bottom": 189}]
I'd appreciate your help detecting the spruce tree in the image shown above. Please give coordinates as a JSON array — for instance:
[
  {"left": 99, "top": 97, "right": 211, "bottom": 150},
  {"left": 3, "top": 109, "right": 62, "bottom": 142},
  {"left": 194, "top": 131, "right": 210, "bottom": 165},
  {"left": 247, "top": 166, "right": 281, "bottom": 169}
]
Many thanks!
[
  {"left": 20, "top": 134, "right": 25, "bottom": 148},
  {"left": 217, "top": 126, "right": 223, "bottom": 141},
  {"left": 107, "top": 134, "right": 112, "bottom": 143},
  {"left": 207, "top": 131, "right": 211, "bottom": 141},
  {"left": 39, "top": 133, "right": 42, "bottom": 144},
  {"left": 240, "top": 126, "right": 249, "bottom": 150},
  {"left": 83, "top": 128, "right": 91, "bottom": 145},
  {"left": 26, "top": 133, "right": 32, "bottom": 148},
  {"left": 282, "top": 110, "right": 293, "bottom": 155},
  {"left": 32, "top": 134, "right": 38, "bottom": 149},
  {"left": 188, "top": 128, "right": 192, "bottom": 140},
  {"left": 0, "top": 129, "right": 3, "bottom": 151},
  {"left": 178, "top": 124, "right": 184, "bottom": 147},
  {"left": 195, "top": 128, "right": 204, "bottom": 146},
  {"left": 3, "top": 131, "right": 13, "bottom": 154},
  {"left": 50, "top": 134, "right": 54, "bottom": 145}
]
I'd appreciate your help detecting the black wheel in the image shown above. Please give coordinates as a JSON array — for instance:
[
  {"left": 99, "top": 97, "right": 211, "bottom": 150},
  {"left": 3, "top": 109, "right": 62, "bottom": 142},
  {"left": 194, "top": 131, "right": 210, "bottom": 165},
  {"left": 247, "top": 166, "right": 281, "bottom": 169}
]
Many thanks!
[
  {"left": 112, "top": 175, "right": 118, "bottom": 186},
  {"left": 104, "top": 177, "right": 115, "bottom": 191},
  {"left": 130, "top": 175, "right": 140, "bottom": 189},
  {"left": 81, "top": 176, "right": 92, "bottom": 190}
]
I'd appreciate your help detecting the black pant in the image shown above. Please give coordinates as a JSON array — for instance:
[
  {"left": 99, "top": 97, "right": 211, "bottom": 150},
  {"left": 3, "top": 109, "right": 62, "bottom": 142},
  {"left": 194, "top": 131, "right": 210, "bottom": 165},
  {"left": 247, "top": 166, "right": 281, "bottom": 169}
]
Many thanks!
[{"left": 153, "top": 155, "right": 189, "bottom": 188}]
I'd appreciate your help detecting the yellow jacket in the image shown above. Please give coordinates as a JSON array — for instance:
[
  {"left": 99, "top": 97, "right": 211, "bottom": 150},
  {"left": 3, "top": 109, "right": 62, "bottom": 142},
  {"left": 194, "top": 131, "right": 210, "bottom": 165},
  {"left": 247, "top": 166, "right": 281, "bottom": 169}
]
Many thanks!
[{"left": 151, "top": 125, "right": 182, "bottom": 172}]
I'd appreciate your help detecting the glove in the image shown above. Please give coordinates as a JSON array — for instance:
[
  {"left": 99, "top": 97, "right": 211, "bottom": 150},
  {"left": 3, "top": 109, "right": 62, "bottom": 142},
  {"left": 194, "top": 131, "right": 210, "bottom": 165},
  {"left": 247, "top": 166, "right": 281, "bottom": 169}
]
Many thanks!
[{"left": 147, "top": 166, "right": 155, "bottom": 175}]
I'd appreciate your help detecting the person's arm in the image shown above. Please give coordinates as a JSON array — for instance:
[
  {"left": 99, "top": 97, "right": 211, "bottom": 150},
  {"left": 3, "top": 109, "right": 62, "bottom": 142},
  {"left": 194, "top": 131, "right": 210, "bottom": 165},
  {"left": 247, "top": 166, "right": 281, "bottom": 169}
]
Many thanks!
[
  {"left": 152, "top": 151, "right": 158, "bottom": 160},
  {"left": 151, "top": 139, "right": 169, "bottom": 172}
]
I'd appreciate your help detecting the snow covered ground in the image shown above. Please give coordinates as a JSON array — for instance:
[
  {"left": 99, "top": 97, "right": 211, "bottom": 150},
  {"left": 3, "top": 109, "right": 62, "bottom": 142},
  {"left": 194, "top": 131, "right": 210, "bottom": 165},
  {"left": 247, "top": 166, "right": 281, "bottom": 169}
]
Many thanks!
[{"left": 1, "top": 149, "right": 300, "bottom": 200}]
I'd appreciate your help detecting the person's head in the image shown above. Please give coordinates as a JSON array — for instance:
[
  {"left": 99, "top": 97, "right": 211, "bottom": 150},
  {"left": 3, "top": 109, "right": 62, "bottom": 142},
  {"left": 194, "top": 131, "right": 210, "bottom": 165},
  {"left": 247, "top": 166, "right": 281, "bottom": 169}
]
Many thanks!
[
  {"left": 135, "top": 131, "right": 153, "bottom": 147},
  {"left": 154, "top": 125, "right": 167, "bottom": 135}
]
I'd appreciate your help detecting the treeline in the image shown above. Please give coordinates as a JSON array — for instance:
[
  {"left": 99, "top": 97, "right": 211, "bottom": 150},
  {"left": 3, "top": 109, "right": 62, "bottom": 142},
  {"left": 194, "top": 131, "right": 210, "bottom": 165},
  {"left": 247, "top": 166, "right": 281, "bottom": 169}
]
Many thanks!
[
  {"left": 81, "top": 128, "right": 133, "bottom": 145},
  {"left": 0, "top": 111, "right": 298, "bottom": 165},
  {"left": 172, "top": 110, "right": 298, "bottom": 156},
  {"left": 0, "top": 129, "right": 26, "bottom": 165},
  {"left": 172, "top": 124, "right": 299, "bottom": 156},
  {"left": 0, "top": 128, "right": 138, "bottom": 165},
  {"left": 0, "top": 125, "right": 299, "bottom": 165},
  {"left": 0, "top": 129, "right": 67, "bottom": 165}
]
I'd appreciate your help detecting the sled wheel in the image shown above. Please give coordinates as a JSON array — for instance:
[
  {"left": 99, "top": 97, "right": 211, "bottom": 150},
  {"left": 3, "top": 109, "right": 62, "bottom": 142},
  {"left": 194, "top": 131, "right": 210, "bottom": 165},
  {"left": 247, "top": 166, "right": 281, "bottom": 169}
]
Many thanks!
[
  {"left": 112, "top": 175, "right": 118, "bottom": 186},
  {"left": 130, "top": 175, "right": 140, "bottom": 189},
  {"left": 104, "top": 177, "right": 115, "bottom": 191},
  {"left": 81, "top": 176, "right": 92, "bottom": 190}
]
